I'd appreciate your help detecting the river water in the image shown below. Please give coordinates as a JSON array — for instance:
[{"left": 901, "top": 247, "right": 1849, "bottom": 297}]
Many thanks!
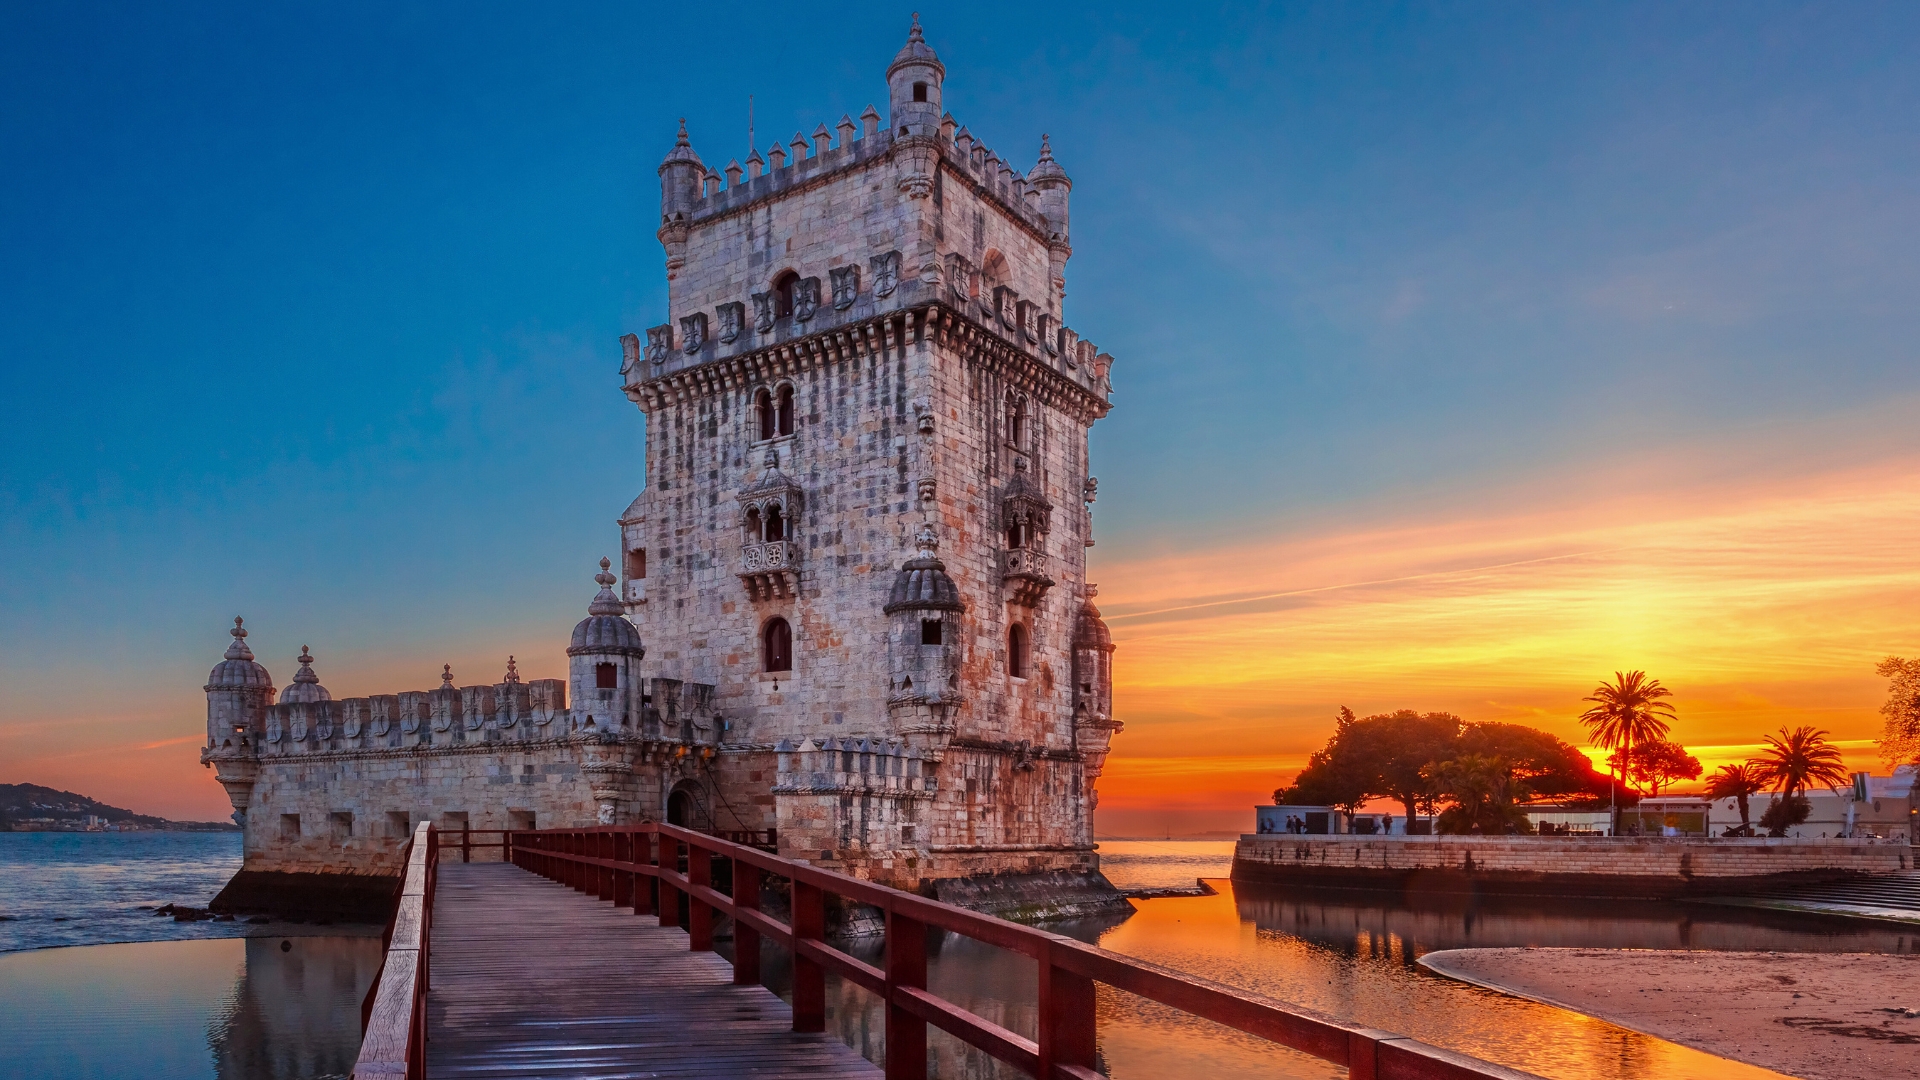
[{"left": 2, "top": 835, "right": 1912, "bottom": 1079}]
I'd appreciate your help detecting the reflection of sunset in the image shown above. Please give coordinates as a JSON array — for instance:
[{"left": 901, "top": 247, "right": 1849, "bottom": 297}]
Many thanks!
[{"left": 1093, "top": 461, "right": 1920, "bottom": 835}]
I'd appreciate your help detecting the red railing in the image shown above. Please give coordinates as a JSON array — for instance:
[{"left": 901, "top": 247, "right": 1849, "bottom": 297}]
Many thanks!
[
  {"left": 510, "top": 823, "right": 1534, "bottom": 1080},
  {"left": 352, "top": 821, "right": 437, "bottom": 1080}
]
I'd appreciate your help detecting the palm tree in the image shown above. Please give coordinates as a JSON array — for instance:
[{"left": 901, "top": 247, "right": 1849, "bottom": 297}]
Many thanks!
[
  {"left": 1752, "top": 726, "right": 1850, "bottom": 799},
  {"left": 1580, "top": 671, "right": 1677, "bottom": 831},
  {"left": 1704, "top": 762, "right": 1764, "bottom": 835}
]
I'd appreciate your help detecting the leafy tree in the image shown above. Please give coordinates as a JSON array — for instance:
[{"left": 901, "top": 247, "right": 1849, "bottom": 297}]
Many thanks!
[
  {"left": 1876, "top": 656, "right": 1920, "bottom": 772},
  {"left": 1423, "top": 754, "right": 1533, "bottom": 834},
  {"left": 1752, "top": 725, "right": 1850, "bottom": 802},
  {"left": 1704, "top": 762, "right": 1764, "bottom": 835},
  {"left": 1758, "top": 793, "right": 1811, "bottom": 837},
  {"left": 1458, "top": 723, "right": 1611, "bottom": 799},
  {"left": 1579, "top": 671, "right": 1677, "bottom": 794},
  {"left": 1617, "top": 739, "right": 1703, "bottom": 796},
  {"left": 1280, "top": 709, "right": 1464, "bottom": 821}
]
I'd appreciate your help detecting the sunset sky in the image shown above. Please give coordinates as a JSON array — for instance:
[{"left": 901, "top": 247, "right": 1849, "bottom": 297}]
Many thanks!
[{"left": 3, "top": 3, "right": 1916, "bottom": 830}]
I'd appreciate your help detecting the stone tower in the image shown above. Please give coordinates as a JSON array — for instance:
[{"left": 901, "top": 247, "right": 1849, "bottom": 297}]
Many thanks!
[{"left": 616, "top": 18, "right": 1122, "bottom": 889}]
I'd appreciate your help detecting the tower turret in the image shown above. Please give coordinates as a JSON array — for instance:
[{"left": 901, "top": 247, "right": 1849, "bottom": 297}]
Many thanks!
[
  {"left": 885, "top": 524, "right": 967, "bottom": 743},
  {"left": 280, "top": 645, "right": 330, "bottom": 703},
  {"left": 1027, "top": 134, "right": 1074, "bottom": 311},
  {"left": 202, "top": 617, "right": 273, "bottom": 827},
  {"left": 205, "top": 617, "right": 274, "bottom": 749},
  {"left": 885, "top": 15, "right": 945, "bottom": 137},
  {"left": 657, "top": 119, "right": 704, "bottom": 286},
  {"left": 567, "top": 558, "right": 646, "bottom": 731}
]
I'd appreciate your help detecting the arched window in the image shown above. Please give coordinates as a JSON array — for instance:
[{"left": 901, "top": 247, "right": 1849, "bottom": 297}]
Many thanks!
[
  {"left": 595, "top": 662, "right": 618, "bottom": 689},
  {"left": 980, "top": 250, "right": 1009, "bottom": 297},
  {"left": 776, "top": 385, "right": 795, "bottom": 436},
  {"left": 744, "top": 506, "right": 762, "bottom": 542},
  {"left": 773, "top": 271, "right": 798, "bottom": 320},
  {"left": 1007, "top": 397, "right": 1026, "bottom": 448},
  {"left": 1008, "top": 624, "right": 1029, "bottom": 679},
  {"left": 763, "top": 503, "right": 784, "bottom": 542},
  {"left": 1006, "top": 519, "right": 1024, "bottom": 550},
  {"left": 756, "top": 388, "right": 775, "bottom": 440},
  {"left": 764, "top": 617, "right": 793, "bottom": 672}
]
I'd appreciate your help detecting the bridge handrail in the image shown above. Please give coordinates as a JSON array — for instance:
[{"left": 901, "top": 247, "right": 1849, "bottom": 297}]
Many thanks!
[
  {"left": 508, "top": 823, "right": 1539, "bottom": 1080},
  {"left": 352, "top": 820, "right": 437, "bottom": 1080}
]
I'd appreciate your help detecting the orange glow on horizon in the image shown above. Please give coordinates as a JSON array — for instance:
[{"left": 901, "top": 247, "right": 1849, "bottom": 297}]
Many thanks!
[{"left": 1093, "top": 456, "right": 1920, "bottom": 832}]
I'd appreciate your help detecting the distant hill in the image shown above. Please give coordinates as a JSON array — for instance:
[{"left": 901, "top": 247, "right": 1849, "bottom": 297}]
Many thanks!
[{"left": 0, "top": 782, "right": 240, "bottom": 831}]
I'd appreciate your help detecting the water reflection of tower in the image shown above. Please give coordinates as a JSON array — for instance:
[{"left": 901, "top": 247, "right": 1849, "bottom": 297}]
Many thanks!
[{"left": 208, "top": 937, "right": 383, "bottom": 1080}]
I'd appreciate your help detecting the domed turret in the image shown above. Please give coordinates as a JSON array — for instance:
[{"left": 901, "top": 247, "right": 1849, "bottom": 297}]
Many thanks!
[
  {"left": 1028, "top": 134, "right": 1072, "bottom": 243},
  {"left": 279, "top": 645, "right": 331, "bottom": 704},
  {"left": 568, "top": 559, "right": 645, "bottom": 730},
  {"left": 886, "top": 15, "right": 945, "bottom": 137},
  {"left": 204, "top": 617, "right": 274, "bottom": 752},
  {"left": 1072, "top": 585, "right": 1116, "bottom": 728},
  {"left": 886, "top": 525, "right": 966, "bottom": 711},
  {"left": 206, "top": 617, "right": 274, "bottom": 690},
  {"left": 658, "top": 117, "right": 705, "bottom": 221}
]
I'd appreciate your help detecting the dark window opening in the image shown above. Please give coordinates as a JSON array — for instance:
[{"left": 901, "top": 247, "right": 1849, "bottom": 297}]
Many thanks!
[
  {"left": 912, "top": 82, "right": 928, "bottom": 103},
  {"left": 745, "top": 506, "right": 763, "bottom": 541},
  {"left": 626, "top": 547, "right": 646, "bottom": 580},
  {"left": 1007, "top": 521, "right": 1024, "bottom": 549},
  {"left": 756, "top": 388, "right": 775, "bottom": 440},
  {"left": 921, "top": 619, "right": 943, "bottom": 646},
  {"left": 773, "top": 271, "right": 798, "bottom": 319},
  {"left": 763, "top": 504, "right": 785, "bottom": 541},
  {"left": 764, "top": 617, "right": 793, "bottom": 672},
  {"left": 776, "top": 385, "right": 795, "bottom": 436},
  {"left": 1008, "top": 624, "right": 1028, "bottom": 679},
  {"left": 1008, "top": 398, "right": 1026, "bottom": 447},
  {"left": 595, "top": 662, "right": 618, "bottom": 689}
]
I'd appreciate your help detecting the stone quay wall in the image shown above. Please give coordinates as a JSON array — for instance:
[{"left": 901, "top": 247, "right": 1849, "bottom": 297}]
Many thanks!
[{"left": 1232, "top": 834, "right": 1914, "bottom": 898}]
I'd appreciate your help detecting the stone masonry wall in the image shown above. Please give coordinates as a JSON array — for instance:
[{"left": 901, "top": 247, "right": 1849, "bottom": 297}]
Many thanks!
[{"left": 1232, "top": 834, "right": 1912, "bottom": 897}]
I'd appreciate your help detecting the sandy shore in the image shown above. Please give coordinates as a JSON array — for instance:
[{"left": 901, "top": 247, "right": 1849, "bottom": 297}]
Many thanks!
[{"left": 1419, "top": 948, "right": 1920, "bottom": 1080}]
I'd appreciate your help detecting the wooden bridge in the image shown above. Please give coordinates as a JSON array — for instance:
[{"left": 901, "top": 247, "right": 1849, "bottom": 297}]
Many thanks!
[{"left": 351, "top": 822, "right": 1535, "bottom": 1080}]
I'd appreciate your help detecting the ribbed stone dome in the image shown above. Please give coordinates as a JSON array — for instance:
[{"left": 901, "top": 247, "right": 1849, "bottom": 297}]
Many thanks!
[
  {"left": 1074, "top": 586, "right": 1113, "bottom": 652},
  {"left": 205, "top": 617, "right": 275, "bottom": 691},
  {"left": 888, "top": 16, "right": 944, "bottom": 79},
  {"left": 567, "top": 558, "right": 646, "bottom": 658},
  {"left": 885, "top": 526, "right": 966, "bottom": 614},
  {"left": 279, "top": 645, "right": 331, "bottom": 704},
  {"left": 1028, "top": 135, "right": 1069, "bottom": 185}
]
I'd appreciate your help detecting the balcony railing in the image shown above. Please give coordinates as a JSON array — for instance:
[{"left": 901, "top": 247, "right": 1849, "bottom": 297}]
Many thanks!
[{"left": 739, "top": 540, "right": 800, "bottom": 599}]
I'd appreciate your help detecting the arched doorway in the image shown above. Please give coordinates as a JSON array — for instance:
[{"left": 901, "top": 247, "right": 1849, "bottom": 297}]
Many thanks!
[{"left": 666, "top": 781, "right": 706, "bottom": 829}]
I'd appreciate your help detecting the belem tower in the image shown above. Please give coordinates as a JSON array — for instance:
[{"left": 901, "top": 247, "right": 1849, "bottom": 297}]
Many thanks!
[{"left": 201, "top": 19, "right": 1124, "bottom": 918}]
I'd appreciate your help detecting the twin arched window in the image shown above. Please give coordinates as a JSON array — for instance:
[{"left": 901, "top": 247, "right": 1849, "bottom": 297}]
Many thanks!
[
  {"left": 1008, "top": 624, "right": 1029, "bottom": 679},
  {"left": 763, "top": 617, "right": 793, "bottom": 672},
  {"left": 756, "top": 385, "right": 795, "bottom": 440},
  {"left": 745, "top": 503, "right": 786, "bottom": 542}
]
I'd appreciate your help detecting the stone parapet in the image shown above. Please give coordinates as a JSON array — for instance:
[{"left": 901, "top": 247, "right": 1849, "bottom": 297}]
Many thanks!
[{"left": 1231, "top": 834, "right": 1915, "bottom": 898}]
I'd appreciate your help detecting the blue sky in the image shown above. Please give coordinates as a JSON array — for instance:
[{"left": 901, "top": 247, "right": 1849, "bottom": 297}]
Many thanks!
[{"left": 3, "top": 3, "right": 1917, "bottom": 821}]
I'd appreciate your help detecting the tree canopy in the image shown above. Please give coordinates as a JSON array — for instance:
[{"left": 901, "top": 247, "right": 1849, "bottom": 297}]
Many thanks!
[
  {"left": 1876, "top": 656, "right": 1920, "bottom": 772},
  {"left": 1277, "top": 711, "right": 1610, "bottom": 832}
]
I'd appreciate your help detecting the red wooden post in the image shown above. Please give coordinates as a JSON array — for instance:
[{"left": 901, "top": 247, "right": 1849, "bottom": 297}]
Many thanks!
[
  {"left": 687, "top": 840, "right": 713, "bottom": 951},
  {"left": 732, "top": 861, "right": 761, "bottom": 985},
  {"left": 634, "top": 830, "right": 655, "bottom": 917},
  {"left": 790, "top": 879, "right": 826, "bottom": 1033},
  {"left": 884, "top": 909, "right": 928, "bottom": 1080},
  {"left": 1038, "top": 939, "right": 1098, "bottom": 1078},
  {"left": 613, "top": 831, "right": 632, "bottom": 908},
  {"left": 461, "top": 823, "right": 471, "bottom": 863},
  {"left": 657, "top": 835, "right": 680, "bottom": 929},
  {"left": 599, "top": 831, "right": 615, "bottom": 902}
]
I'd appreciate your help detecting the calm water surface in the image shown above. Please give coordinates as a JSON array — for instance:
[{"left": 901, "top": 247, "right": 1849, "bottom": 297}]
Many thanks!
[
  {"left": 6, "top": 836, "right": 1914, "bottom": 1080},
  {"left": 796, "top": 841, "right": 1914, "bottom": 1080}
]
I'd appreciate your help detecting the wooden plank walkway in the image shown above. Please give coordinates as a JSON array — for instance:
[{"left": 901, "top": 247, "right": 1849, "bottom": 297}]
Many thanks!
[{"left": 426, "top": 862, "right": 881, "bottom": 1079}]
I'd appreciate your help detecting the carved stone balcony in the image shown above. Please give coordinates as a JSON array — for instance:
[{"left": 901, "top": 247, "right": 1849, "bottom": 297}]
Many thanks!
[
  {"left": 1000, "top": 548, "right": 1054, "bottom": 608},
  {"left": 740, "top": 540, "right": 800, "bottom": 600}
]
